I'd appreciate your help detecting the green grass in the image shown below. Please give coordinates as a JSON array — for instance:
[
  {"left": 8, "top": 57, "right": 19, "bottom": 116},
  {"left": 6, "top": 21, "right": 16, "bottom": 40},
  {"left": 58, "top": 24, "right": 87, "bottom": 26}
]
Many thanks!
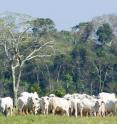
[{"left": 0, "top": 115, "right": 117, "bottom": 124}]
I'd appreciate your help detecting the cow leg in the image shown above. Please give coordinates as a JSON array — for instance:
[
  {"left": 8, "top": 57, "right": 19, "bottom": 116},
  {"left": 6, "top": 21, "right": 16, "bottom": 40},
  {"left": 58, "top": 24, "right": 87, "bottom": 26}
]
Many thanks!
[
  {"left": 94, "top": 112, "right": 96, "bottom": 117},
  {"left": 75, "top": 107, "right": 77, "bottom": 117},
  {"left": 86, "top": 112, "right": 89, "bottom": 117},
  {"left": 10, "top": 107, "right": 12, "bottom": 116},
  {"left": 80, "top": 108, "right": 83, "bottom": 117},
  {"left": 46, "top": 108, "right": 48, "bottom": 115},
  {"left": 52, "top": 109, "right": 55, "bottom": 115},
  {"left": 25, "top": 108, "right": 29, "bottom": 115},
  {"left": 66, "top": 110, "right": 69, "bottom": 116}
]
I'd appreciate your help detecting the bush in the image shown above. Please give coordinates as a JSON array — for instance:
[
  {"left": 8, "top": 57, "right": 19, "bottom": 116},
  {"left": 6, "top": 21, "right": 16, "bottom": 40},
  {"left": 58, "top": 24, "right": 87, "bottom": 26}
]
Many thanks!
[
  {"left": 54, "top": 88, "right": 66, "bottom": 97},
  {"left": 28, "top": 83, "right": 41, "bottom": 94}
]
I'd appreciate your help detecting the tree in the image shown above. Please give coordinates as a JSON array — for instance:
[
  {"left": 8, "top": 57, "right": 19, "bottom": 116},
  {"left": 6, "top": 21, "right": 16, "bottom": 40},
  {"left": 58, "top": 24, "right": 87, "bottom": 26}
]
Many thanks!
[
  {"left": 72, "top": 22, "right": 92, "bottom": 44},
  {"left": 0, "top": 17, "right": 55, "bottom": 106},
  {"left": 32, "top": 18, "right": 56, "bottom": 36},
  {"left": 96, "top": 23, "right": 113, "bottom": 44},
  {"left": 64, "top": 73, "right": 73, "bottom": 92},
  {"left": 79, "top": 22, "right": 93, "bottom": 42}
]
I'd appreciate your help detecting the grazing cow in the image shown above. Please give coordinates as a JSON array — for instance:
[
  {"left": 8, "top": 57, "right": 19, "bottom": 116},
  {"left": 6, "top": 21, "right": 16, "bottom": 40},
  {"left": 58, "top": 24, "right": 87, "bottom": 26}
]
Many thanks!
[{"left": 0, "top": 97, "right": 13, "bottom": 116}]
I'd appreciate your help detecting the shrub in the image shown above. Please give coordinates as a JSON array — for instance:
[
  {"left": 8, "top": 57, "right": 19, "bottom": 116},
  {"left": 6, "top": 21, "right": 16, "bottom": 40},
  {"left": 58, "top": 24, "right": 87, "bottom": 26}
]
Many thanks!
[{"left": 54, "top": 88, "right": 66, "bottom": 97}]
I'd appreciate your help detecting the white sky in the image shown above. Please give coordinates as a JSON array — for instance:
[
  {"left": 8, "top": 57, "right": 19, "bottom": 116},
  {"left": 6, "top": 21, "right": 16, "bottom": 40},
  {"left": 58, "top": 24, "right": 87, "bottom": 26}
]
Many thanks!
[{"left": 0, "top": 0, "right": 117, "bottom": 30}]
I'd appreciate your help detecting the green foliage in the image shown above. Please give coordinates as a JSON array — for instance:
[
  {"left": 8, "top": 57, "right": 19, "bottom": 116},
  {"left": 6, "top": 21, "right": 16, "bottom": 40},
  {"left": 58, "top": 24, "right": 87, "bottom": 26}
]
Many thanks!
[
  {"left": 64, "top": 74, "right": 73, "bottom": 92},
  {"left": 65, "top": 74, "right": 73, "bottom": 84},
  {"left": 96, "top": 23, "right": 113, "bottom": 44},
  {"left": 72, "top": 45, "right": 87, "bottom": 66},
  {"left": 32, "top": 18, "right": 56, "bottom": 36},
  {"left": 0, "top": 13, "right": 116, "bottom": 97},
  {"left": 71, "top": 46, "right": 79, "bottom": 59},
  {"left": 96, "top": 46, "right": 105, "bottom": 57},
  {"left": 28, "top": 83, "right": 41, "bottom": 94},
  {"left": 0, "top": 79, "right": 12, "bottom": 96},
  {"left": 54, "top": 88, "right": 66, "bottom": 97}
]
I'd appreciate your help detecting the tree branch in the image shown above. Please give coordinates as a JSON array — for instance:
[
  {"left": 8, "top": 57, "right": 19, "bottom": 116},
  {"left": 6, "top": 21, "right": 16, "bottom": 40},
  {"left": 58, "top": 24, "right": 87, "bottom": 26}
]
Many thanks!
[
  {"left": 26, "top": 54, "right": 53, "bottom": 61},
  {"left": 25, "top": 40, "right": 54, "bottom": 61}
]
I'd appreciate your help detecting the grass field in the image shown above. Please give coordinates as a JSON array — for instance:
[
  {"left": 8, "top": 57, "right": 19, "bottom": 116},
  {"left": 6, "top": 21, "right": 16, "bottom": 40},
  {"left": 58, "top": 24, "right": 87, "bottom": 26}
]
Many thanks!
[{"left": 0, "top": 115, "right": 117, "bottom": 124}]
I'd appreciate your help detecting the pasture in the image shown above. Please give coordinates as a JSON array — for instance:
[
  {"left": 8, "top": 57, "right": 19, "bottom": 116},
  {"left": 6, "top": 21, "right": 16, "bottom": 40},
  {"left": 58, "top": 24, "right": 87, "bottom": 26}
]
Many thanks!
[{"left": 0, "top": 115, "right": 117, "bottom": 124}]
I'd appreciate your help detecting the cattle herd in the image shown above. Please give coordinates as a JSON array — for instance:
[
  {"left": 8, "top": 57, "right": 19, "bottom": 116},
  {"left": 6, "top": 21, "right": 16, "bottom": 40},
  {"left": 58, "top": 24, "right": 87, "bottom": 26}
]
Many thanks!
[{"left": 0, "top": 92, "right": 117, "bottom": 117}]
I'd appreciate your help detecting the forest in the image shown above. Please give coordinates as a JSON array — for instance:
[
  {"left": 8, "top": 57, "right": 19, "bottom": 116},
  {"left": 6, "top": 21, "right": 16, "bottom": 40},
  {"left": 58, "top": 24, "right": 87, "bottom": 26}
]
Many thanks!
[{"left": 0, "top": 12, "right": 116, "bottom": 105}]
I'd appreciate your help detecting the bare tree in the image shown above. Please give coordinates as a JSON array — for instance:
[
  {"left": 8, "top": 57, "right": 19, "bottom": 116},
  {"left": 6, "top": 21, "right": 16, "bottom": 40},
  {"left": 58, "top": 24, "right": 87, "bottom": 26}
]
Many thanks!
[{"left": 0, "top": 20, "right": 55, "bottom": 106}]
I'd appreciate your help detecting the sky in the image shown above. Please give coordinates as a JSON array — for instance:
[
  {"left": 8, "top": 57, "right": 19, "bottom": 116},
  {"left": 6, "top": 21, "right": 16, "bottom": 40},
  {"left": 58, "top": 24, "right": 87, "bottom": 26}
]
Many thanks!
[{"left": 0, "top": 0, "right": 117, "bottom": 30}]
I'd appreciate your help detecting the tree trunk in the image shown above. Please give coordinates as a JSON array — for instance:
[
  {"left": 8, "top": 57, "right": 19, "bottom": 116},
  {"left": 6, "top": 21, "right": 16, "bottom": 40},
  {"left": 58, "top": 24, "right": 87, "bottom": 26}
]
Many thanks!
[
  {"left": 102, "top": 71, "right": 107, "bottom": 92},
  {"left": 46, "top": 64, "right": 51, "bottom": 92},
  {"left": 99, "top": 74, "right": 102, "bottom": 92},
  {"left": 90, "top": 82, "right": 93, "bottom": 95},
  {"left": 11, "top": 65, "right": 17, "bottom": 106},
  {"left": 13, "top": 89, "right": 18, "bottom": 107},
  {"left": 93, "top": 62, "right": 102, "bottom": 93},
  {"left": 57, "top": 65, "right": 61, "bottom": 83}
]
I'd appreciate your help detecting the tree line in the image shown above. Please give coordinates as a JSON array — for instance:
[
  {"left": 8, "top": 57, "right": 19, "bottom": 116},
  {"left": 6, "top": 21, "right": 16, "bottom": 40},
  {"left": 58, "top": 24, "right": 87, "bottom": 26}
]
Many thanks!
[{"left": 0, "top": 13, "right": 117, "bottom": 106}]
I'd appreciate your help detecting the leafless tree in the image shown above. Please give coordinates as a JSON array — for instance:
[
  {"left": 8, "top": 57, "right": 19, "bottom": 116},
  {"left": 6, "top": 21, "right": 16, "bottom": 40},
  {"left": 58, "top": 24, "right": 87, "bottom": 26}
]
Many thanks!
[{"left": 0, "top": 20, "right": 55, "bottom": 106}]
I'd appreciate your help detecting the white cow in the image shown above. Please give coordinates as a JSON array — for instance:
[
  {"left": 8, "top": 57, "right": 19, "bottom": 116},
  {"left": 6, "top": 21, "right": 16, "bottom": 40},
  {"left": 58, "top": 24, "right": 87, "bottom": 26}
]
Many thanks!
[
  {"left": 115, "top": 100, "right": 117, "bottom": 115},
  {"left": 105, "top": 100, "right": 117, "bottom": 115},
  {"left": 77, "top": 97, "right": 99, "bottom": 117},
  {"left": 18, "top": 95, "right": 28, "bottom": 114},
  {"left": 49, "top": 94, "right": 55, "bottom": 97},
  {"left": 27, "top": 93, "right": 40, "bottom": 114},
  {"left": 0, "top": 97, "right": 13, "bottom": 116},
  {"left": 18, "top": 92, "right": 39, "bottom": 114},
  {"left": 64, "top": 94, "right": 72, "bottom": 100},
  {"left": 65, "top": 93, "right": 100, "bottom": 117},
  {"left": 98, "top": 92, "right": 117, "bottom": 115},
  {"left": 70, "top": 98, "right": 80, "bottom": 117},
  {"left": 98, "top": 92, "right": 116, "bottom": 102},
  {"left": 40, "top": 96, "right": 50, "bottom": 115},
  {"left": 98, "top": 101, "right": 106, "bottom": 117},
  {"left": 18, "top": 92, "right": 34, "bottom": 114},
  {"left": 49, "top": 97, "right": 70, "bottom": 116}
]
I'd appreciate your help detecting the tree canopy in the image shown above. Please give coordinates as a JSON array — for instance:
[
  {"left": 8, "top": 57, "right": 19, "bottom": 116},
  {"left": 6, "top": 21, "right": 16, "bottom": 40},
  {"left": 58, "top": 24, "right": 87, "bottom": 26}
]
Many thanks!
[{"left": 0, "top": 13, "right": 117, "bottom": 102}]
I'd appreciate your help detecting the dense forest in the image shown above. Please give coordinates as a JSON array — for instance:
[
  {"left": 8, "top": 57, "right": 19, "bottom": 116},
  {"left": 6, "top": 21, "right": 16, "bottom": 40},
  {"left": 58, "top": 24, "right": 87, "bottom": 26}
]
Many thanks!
[{"left": 0, "top": 12, "right": 116, "bottom": 104}]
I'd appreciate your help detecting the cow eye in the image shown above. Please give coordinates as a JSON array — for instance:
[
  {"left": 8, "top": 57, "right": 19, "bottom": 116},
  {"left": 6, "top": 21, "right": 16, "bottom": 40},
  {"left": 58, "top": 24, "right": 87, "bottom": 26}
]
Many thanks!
[
  {"left": 35, "top": 98, "right": 38, "bottom": 100},
  {"left": 47, "top": 98, "right": 49, "bottom": 100}
]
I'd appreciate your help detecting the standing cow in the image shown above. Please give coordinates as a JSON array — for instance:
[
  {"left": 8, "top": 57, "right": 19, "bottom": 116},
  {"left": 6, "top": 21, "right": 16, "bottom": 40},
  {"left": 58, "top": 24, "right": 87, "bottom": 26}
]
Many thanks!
[
  {"left": 18, "top": 92, "right": 40, "bottom": 115},
  {"left": 0, "top": 97, "right": 13, "bottom": 116}
]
